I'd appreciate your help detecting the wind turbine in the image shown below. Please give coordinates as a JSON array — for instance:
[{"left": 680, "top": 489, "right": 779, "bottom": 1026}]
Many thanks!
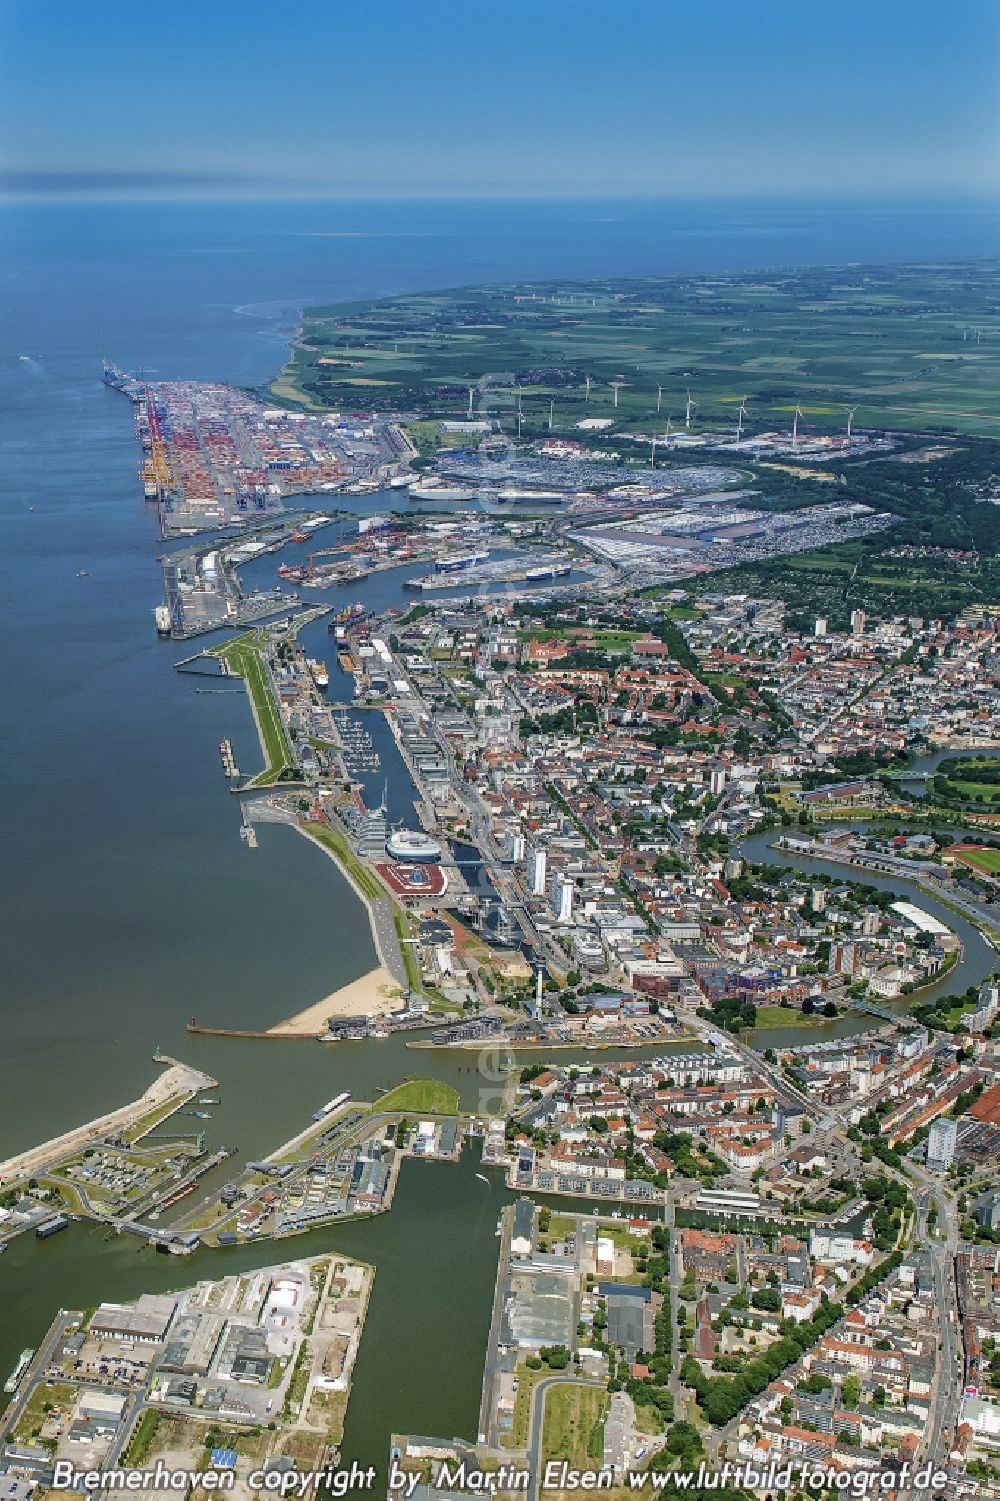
[
  {"left": 657, "top": 384, "right": 663, "bottom": 414},
  {"left": 685, "top": 390, "right": 696, "bottom": 429},
  {"left": 847, "top": 407, "right": 857, "bottom": 439},
  {"left": 548, "top": 399, "right": 554, "bottom": 431},
  {"left": 610, "top": 379, "right": 626, "bottom": 409},
  {"left": 792, "top": 403, "right": 804, "bottom": 447},
  {"left": 467, "top": 386, "right": 475, "bottom": 419},
  {"left": 650, "top": 436, "right": 657, "bottom": 467},
  {"left": 736, "top": 396, "right": 749, "bottom": 441},
  {"left": 584, "top": 375, "right": 591, "bottom": 403}
]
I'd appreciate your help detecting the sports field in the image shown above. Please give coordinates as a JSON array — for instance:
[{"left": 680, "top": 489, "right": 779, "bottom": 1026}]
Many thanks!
[{"left": 950, "top": 845, "right": 1000, "bottom": 875}]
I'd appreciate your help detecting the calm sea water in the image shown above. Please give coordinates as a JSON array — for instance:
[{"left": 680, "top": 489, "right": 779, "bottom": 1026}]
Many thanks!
[{"left": 0, "top": 196, "right": 998, "bottom": 1411}]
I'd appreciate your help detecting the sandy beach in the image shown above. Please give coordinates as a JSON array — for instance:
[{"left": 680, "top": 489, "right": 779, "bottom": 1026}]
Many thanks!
[{"left": 267, "top": 964, "right": 405, "bottom": 1035}]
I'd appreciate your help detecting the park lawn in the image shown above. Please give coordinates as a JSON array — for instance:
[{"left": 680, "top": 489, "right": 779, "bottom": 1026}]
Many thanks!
[
  {"left": 955, "top": 847, "right": 1000, "bottom": 874},
  {"left": 752, "top": 1005, "right": 823, "bottom": 1028},
  {"left": 590, "top": 630, "right": 641, "bottom": 650},
  {"left": 42, "top": 1176, "right": 93, "bottom": 1216},
  {"left": 948, "top": 782, "right": 1000, "bottom": 804},
  {"left": 378, "top": 1078, "right": 460, "bottom": 1115},
  {"left": 541, "top": 1382, "right": 609, "bottom": 1466},
  {"left": 518, "top": 628, "right": 639, "bottom": 651}
]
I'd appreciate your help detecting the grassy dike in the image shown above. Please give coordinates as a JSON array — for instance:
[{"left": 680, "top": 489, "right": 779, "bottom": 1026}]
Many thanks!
[
  {"left": 211, "top": 630, "right": 297, "bottom": 786},
  {"left": 376, "top": 1078, "right": 460, "bottom": 1114}
]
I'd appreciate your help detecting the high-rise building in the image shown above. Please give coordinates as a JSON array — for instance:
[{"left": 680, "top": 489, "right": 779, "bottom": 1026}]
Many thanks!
[
  {"left": 710, "top": 766, "right": 727, "bottom": 796},
  {"left": 811, "top": 886, "right": 826, "bottom": 914},
  {"left": 851, "top": 609, "right": 866, "bottom": 636},
  {"left": 814, "top": 617, "right": 828, "bottom": 638},
  {"left": 830, "top": 941, "right": 857, "bottom": 976},
  {"left": 526, "top": 846, "right": 547, "bottom": 896},
  {"left": 926, "top": 1116, "right": 957, "bottom": 1172},
  {"left": 552, "top": 877, "right": 574, "bottom": 924}
]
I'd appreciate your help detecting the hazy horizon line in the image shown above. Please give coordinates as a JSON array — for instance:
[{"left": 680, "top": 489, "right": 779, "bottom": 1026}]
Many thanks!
[{"left": 2, "top": 178, "right": 1000, "bottom": 208}]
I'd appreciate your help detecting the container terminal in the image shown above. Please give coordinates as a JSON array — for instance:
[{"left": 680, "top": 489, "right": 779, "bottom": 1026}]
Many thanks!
[{"left": 104, "top": 364, "right": 407, "bottom": 537}]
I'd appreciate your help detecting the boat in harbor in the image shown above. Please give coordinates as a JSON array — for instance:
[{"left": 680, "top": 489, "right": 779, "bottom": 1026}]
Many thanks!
[
  {"left": 35, "top": 1216, "right": 68, "bottom": 1239},
  {"left": 434, "top": 551, "right": 489, "bottom": 573},
  {"left": 407, "top": 482, "right": 478, "bottom": 502},
  {"left": 154, "top": 604, "right": 171, "bottom": 637},
  {"left": 525, "top": 562, "right": 572, "bottom": 580},
  {"left": 308, "top": 658, "right": 330, "bottom": 691},
  {"left": 312, "top": 1089, "right": 352, "bottom": 1122},
  {"left": 4, "top": 1349, "right": 34, "bottom": 1393},
  {"left": 333, "top": 601, "right": 366, "bottom": 624},
  {"left": 497, "top": 488, "right": 564, "bottom": 504}
]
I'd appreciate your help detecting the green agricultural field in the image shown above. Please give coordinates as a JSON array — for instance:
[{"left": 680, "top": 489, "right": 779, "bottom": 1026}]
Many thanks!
[
  {"left": 377, "top": 1078, "right": 460, "bottom": 1115},
  {"left": 275, "top": 262, "right": 1000, "bottom": 439}
]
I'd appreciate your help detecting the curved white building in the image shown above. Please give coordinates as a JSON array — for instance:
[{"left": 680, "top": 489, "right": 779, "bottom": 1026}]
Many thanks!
[{"left": 386, "top": 829, "right": 443, "bottom": 863}]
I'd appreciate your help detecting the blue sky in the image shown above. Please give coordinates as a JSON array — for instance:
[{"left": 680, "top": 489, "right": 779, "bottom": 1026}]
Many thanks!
[{"left": 1, "top": 0, "right": 998, "bottom": 198}]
